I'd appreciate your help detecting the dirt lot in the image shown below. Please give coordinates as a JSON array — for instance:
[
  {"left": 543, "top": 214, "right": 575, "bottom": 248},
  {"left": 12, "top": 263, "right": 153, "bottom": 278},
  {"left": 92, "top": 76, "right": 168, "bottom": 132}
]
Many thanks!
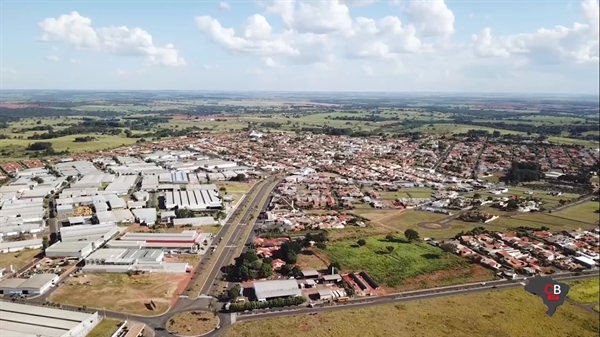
[
  {"left": 0, "top": 249, "right": 41, "bottom": 270},
  {"left": 296, "top": 252, "right": 328, "bottom": 272},
  {"left": 223, "top": 288, "right": 599, "bottom": 337},
  {"left": 49, "top": 273, "right": 187, "bottom": 315},
  {"left": 168, "top": 311, "right": 219, "bottom": 336}
]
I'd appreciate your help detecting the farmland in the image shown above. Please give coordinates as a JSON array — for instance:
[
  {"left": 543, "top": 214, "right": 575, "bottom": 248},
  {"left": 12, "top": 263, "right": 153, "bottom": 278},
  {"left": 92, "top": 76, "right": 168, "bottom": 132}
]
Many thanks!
[
  {"left": 325, "top": 236, "right": 494, "bottom": 291},
  {"left": 49, "top": 273, "right": 186, "bottom": 315},
  {"left": 223, "top": 288, "right": 600, "bottom": 337}
]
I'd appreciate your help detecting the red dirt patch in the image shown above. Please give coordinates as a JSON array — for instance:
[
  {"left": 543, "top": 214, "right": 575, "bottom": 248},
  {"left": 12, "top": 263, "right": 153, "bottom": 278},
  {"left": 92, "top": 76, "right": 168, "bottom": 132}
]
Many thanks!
[{"left": 389, "top": 264, "right": 494, "bottom": 292}]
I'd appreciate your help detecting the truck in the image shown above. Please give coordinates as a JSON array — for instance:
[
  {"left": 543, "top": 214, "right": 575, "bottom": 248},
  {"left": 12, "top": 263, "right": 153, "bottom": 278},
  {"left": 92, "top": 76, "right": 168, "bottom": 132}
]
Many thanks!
[{"left": 336, "top": 296, "right": 349, "bottom": 302}]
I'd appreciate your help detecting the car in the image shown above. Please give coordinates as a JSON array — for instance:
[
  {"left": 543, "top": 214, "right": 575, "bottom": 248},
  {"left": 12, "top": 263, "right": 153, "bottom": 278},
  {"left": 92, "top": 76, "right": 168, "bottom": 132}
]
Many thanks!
[{"left": 215, "top": 326, "right": 221, "bottom": 330}]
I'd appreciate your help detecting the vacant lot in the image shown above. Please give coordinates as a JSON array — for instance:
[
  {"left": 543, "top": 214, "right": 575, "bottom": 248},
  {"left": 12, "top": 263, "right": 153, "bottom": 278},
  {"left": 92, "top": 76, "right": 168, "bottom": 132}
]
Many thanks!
[
  {"left": 296, "top": 252, "right": 329, "bottom": 271},
  {"left": 50, "top": 273, "right": 186, "bottom": 315},
  {"left": 215, "top": 181, "right": 254, "bottom": 206},
  {"left": 552, "top": 201, "right": 599, "bottom": 224},
  {"left": 0, "top": 249, "right": 40, "bottom": 270},
  {"left": 87, "top": 319, "right": 122, "bottom": 337},
  {"left": 465, "top": 187, "right": 582, "bottom": 209},
  {"left": 325, "top": 236, "right": 492, "bottom": 290},
  {"left": 0, "top": 135, "right": 138, "bottom": 159},
  {"left": 168, "top": 311, "right": 219, "bottom": 336},
  {"left": 351, "top": 209, "right": 455, "bottom": 238},
  {"left": 224, "top": 289, "right": 599, "bottom": 337},
  {"left": 568, "top": 278, "right": 600, "bottom": 304}
]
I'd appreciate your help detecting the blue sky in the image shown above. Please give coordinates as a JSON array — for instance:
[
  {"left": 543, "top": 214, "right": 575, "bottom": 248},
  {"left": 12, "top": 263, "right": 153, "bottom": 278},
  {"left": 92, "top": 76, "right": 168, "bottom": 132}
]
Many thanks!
[{"left": 1, "top": 0, "right": 598, "bottom": 93}]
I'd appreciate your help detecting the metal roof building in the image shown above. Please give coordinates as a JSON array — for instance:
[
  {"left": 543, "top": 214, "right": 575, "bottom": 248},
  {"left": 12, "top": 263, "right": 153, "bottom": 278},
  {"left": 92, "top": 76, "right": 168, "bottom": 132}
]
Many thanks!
[
  {"left": 172, "top": 217, "right": 218, "bottom": 227},
  {"left": 45, "top": 241, "right": 94, "bottom": 259},
  {"left": 0, "top": 238, "right": 43, "bottom": 253},
  {"left": 104, "top": 176, "right": 138, "bottom": 195},
  {"left": 131, "top": 208, "right": 157, "bottom": 225},
  {"left": 164, "top": 188, "right": 222, "bottom": 210},
  {"left": 253, "top": 279, "right": 302, "bottom": 302},
  {"left": 0, "top": 273, "right": 59, "bottom": 295},
  {"left": 0, "top": 302, "right": 99, "bottom": 337}
]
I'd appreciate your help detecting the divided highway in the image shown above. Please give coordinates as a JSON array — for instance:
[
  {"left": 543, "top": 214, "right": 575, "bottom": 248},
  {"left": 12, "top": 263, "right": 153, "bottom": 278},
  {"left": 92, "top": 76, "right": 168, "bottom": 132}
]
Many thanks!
[{"left": 196, "top": 177, "right": 279, "bottom": 298}]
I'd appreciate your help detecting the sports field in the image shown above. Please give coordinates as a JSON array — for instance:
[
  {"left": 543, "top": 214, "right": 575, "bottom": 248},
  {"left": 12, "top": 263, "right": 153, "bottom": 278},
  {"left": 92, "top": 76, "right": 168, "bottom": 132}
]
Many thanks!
[{"left": 223, "top": 288, "right": 599, "bottom": 337}]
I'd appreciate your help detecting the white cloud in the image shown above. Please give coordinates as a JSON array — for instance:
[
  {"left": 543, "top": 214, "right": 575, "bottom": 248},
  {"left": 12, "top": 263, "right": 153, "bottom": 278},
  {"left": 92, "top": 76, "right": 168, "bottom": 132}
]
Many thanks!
[
  {"left": 46, "top": 55, "right": 59, "bottom": 61},
  {"left": 38, "top": 11, "right": 186, "bottom": 67},
  {"left": 470, "top": 0, "right": 599, "bottom": 65},
  {"left": 219, "top": 2, "right": 231, "bottom": 10},
  {"left": 69, "top": 58, "right": 81, "bottom": 64},
  {"left": 403, "top": 0, "right": 455, "bottom": 37}
]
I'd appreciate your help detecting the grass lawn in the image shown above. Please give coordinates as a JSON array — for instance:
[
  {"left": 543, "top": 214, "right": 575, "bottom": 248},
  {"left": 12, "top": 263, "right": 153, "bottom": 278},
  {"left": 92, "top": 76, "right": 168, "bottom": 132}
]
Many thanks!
[
  {"left": 224, "top": 288, "right": 599, "bottom": 337},
  {"left": 199, "top": 225, "right": 222, "bottom": 234},
  {"left": 87, "top": 318, "right": 123, "bottom": 337},
  {"left": 325, "top": 236, "right": 491, "bottom": 290},
  {"left": 50, "top": 273, "right": 186, "bottom": 315},
  {"left": 594, "top": 305, "right": 599, "bottom": 313},
  {"left": 215, "top": 181, "right": 254, "bottom": 206},
  {"left": 567, "top": 278, "right": 600, "bottom": 304},
  {"left": 168, "top": 311, "right": 219, "bottom": 336},
  {"left": 551, "top": 201, "right": 599, "bottom": 224},
  {"left": 352, "top": 209, "right": 455, "bottom": 238},
  {"left": 378, "top": 187, "right": 433, "bottom": 200},
  {"left": 0, "top": 248, "right": 41, "bottom": 270}
]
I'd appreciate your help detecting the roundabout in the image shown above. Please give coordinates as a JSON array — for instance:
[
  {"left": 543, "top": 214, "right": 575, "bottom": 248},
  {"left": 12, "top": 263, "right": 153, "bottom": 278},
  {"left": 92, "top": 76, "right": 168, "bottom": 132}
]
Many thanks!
[
  {"left": 167, "top": 310, "right": 221, "bottom": 337},
  {"left": 417, "top": 222, "right": 450, "bottom": 229}
]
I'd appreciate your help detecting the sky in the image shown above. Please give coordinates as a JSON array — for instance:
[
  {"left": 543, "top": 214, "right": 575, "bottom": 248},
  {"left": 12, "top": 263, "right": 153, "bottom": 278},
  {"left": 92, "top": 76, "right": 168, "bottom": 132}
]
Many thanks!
[{"left": 0, "top": 0, "right": 598, "bottom": 93}]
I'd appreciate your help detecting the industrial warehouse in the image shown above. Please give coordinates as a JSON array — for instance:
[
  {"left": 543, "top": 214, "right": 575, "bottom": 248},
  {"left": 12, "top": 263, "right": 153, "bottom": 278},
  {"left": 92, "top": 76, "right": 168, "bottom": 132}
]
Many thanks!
[
  {"left": 253, "top": 279, "right": 303, "bottom": 302},
  {"left": 45, "top": 224, "right": 119, "bottom": 259},
  {"left": 106, "top": 231, "right": 212, "bottom": 252},
  {"left": 82, "top": 248, "right": 190, "bottom": 273},
  {"left": 0, "top": 302, "right": 99, "bottom": 337},
  {"left": 163, "top": 185, "right": 223, "bottom": 210},
  {"left": 0, "top": 273, "right": 58, "bottom": 296}
]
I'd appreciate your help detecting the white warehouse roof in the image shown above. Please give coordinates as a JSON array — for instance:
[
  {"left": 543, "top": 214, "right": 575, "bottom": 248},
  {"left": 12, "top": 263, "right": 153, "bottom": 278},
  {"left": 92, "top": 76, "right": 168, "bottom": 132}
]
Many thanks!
[{"left": 253, "top": 279, "right": 301, "bottom": 300}]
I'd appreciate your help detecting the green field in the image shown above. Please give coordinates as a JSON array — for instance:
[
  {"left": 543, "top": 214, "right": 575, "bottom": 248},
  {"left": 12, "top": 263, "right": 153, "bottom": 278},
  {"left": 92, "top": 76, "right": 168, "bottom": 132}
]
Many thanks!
[
  {"left": 224, "top": 288, "right": 599, "bottom": 337},
  {"left": 326, "top": 236, "right": 477, "bottom": 289},
  {"left": 87, "top": 319, "right": 123, "bottom": 337},
  {"left": 0, "top": 135, "right": 138, "bottom": 160},
  {"left": 568, "top": 278, "right": 600, "bottom": 304},
  {"left": 465, "top": 187, "right": 582, "bottom": 209},
  {"left": 547, "top": 201, "right": 599, "bottom": 224}
]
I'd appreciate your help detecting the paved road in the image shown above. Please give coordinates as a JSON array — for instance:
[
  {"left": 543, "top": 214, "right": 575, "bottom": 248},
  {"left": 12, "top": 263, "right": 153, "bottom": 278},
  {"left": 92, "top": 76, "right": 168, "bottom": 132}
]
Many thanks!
[
  {"left": 235, "top": 271, "right": 599, "bottom": 322},
  {"left": 197, "top": 178, "right": 278, "bottom": 297}
]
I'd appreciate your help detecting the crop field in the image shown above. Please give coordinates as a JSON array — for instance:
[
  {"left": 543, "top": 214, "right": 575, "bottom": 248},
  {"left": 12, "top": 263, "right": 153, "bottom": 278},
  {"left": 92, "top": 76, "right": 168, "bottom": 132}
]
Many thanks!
[
  {"left": 0, "top": 249, "right": 40, "bottom": 270},
  {"left": 87, "top": 319, "right": 122, "bottom": 337},
  {"left": 567, "top": 278, "right": 600, "bottom": 304},
  {"left": 50, "top": 273, "right": 187, "bottom": 315},
  {"left": 223, "top": 288, "right": 599, "bottom": 337},
  {"left": 325, "top": 236, "right": 492, "bottom": 290}
]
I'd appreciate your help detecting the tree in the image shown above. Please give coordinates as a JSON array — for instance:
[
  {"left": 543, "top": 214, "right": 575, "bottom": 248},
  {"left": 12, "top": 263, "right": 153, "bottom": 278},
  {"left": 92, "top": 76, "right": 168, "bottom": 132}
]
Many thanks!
[
  {"left": 404, "top": 229, "right": 420, "bottom": 241},
  {"left": 473, "top": 193, "right": 482, "bottom": 200},
  {"left": 357, "top": 239, "right": 367, "bottom": 246},
  {"left": 439, "top": 243, "right": 457, "bottom": 259},
  {"left": 258, "top": 261, "right": 273, "bottom": 278},
  {"left": 386, "top": 246, "right": 394, "bottom": 254},
  {"left": 42, "top": 236, "right": 50, "bottom": 251}
]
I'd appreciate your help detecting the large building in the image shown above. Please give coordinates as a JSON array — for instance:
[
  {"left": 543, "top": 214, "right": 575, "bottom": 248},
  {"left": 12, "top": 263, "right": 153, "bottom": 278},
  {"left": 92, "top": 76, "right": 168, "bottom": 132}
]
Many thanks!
[
  {"left": 107, "top": 231, "right": 210, "bottom": 251},
  {"left": 0, "top": 301, "right": 99, "bottom": 337},
  {"left": 45, "top": 224, "right": 119, "bottom": 258},
  {"left": 164, "top": 185, "right": 222, "bottom": 210},
  {"left": 0, "top": 273, "right": 59, "bottom": 296},
  {"left": 253, "top": 279, "right": 302, "bottom": 302},
  {"left": 82, "top": 248, "right": 189, "bottom": 273}
]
